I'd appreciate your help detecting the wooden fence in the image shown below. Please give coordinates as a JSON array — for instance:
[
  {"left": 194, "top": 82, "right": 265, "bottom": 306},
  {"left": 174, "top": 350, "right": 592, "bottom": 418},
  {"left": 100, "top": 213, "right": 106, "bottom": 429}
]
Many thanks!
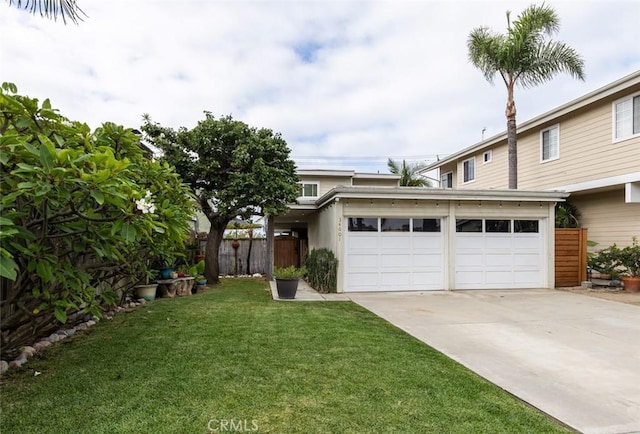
[
  {"left": 197, "top": 236, "right": 306, "bottom": 275},
  {"left": 555, "top": 228, "right": 588, "bottom": 287},
  {"left": 202, "top": 239, "right": 268, "bottom": 276}
]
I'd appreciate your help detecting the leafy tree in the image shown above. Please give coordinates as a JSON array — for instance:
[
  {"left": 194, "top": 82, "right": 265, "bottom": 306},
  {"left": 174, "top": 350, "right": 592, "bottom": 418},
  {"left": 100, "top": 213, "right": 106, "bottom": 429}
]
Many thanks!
[
  {"left": 0, "top": 83, "right": 195, "bottom": 357},
  {"left": 7, "top": 0, "right": 86, "bottom": 24},
  {"left": 555, "top": 201, "right": 580, "bottom": 228},
  {"left": 467, "top": 3, "right": 584, "bottom": 189},
  {"left": 142, "top": 113, "right": 299, "bottom": 284},
  {"left": 387, "top": 158, "right": 430, "bottom": 187}
]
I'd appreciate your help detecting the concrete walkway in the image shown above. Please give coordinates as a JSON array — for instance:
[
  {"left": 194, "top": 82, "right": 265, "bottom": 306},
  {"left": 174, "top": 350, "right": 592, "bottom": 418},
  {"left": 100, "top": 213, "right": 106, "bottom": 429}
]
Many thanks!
[{"left": 348, "top": 290, "right": 640, "bottom": 434}]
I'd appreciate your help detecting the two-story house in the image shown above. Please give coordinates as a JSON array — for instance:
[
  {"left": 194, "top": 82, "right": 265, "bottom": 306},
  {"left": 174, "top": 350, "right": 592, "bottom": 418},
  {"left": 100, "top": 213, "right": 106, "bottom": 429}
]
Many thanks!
[
  {"left": 424, "top": 71, "right": 640, "bottom": 249},
  {"left": 275, "top": 169, "right": 566, "bottom": 292}
]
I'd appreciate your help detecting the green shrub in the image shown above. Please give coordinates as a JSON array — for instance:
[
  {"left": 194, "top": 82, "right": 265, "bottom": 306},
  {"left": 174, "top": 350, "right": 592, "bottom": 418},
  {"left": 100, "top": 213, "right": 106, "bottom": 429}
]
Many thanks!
[
  {"left": 305, "top": 249, "right": 338, "bottom": 293},
  {"left": 273, "top": 265, "right": 306, "bottom": 279}
]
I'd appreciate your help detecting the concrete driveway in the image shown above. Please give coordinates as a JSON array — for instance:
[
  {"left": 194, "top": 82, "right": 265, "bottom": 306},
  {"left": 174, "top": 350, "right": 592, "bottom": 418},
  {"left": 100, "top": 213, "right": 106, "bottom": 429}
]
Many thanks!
[{"left": 349, "top": 289, "right": 640, "bottom": 434}]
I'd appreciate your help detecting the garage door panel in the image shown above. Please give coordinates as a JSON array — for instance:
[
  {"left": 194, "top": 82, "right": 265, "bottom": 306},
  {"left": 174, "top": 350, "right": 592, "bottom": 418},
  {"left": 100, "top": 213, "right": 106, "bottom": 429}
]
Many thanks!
[
  {"left": 514, "top": 254, "right": 540, "bottom": 266},
  {"left": 380, "top": 254, "right": 412, "bottom": 268},
  {"left": 348, "top": 253, "right": 378, "bottom": 268},
  {"left": 412, "top": 254, "right": 443, "bottom": 267},
  {"left": 381, "top": 272, "right": 411, "bottom": 286},
  {"left": 485, "top": 253, "right": 512, "bottom": 266},
  {"left": 348, "top": 236, "right": 379, "bottom": 250},
  {"left": 457, "top": 253, "right": 484, "bottom": 267},
  {"left": 485, "top": 271, "right": 514, "bottom": 284},
  {"left": 485, "top": 236, "right": 513, "bottom": 249},
  {"left": 514, "top": 271, "right": 541, "bottom": 285},
  {"left": 380, "top": 235, "right": 410, "bottom": 249}
]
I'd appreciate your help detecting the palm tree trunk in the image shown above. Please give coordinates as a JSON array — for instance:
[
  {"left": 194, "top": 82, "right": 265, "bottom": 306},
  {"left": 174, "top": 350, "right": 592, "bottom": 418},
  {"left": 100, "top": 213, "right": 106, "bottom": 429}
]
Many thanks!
[{"left": 505, "top": 83, "right": 518, "bottom": 189}]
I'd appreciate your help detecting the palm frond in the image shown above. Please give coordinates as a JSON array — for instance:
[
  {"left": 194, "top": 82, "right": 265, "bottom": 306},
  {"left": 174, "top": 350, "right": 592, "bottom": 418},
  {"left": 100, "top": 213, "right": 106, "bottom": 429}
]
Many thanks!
[{"left": 8, "top": 0, "right": 86, "bottom": 24}]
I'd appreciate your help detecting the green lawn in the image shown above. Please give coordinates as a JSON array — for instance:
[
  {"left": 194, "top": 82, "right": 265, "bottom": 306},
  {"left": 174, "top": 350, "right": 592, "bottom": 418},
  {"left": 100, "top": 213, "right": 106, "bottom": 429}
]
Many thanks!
[{"left": 0, "top": 279, "right": 569, "bottom": 433}]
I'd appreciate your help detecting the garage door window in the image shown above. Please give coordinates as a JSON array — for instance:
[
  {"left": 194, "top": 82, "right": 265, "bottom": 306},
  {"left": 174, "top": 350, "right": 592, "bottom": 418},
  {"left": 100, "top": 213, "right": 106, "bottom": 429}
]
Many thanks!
[
  {"left": 381, "top": 218, "right": 410, "bottom": 232},
  {"left": 348, "top": 218, "right": 378, "bottom": 231},
  {"left": 456, "top": 219, "right": 483, "bottom": 232},
  {"left": 514, "top": 220, "right": 539, "bottom": 233},
  {"left": 413, "top": 218, "right": 441, "bottom": 232},
  {"left": 486, "top": 219, "right": 511, "bottom": 233}
]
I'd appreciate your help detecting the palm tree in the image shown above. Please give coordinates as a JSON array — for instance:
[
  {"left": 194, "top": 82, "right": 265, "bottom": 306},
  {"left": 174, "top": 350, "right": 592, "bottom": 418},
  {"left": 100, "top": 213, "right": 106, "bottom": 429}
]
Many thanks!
[
  {"left": 387, "top": 158, "right": 430, "bottom": 187},
  {"left": 468, "top": 3, "right": 584, "bottom": 189},
  {"left": 8, "top": 0, "right": 86, "bottom": 24}
]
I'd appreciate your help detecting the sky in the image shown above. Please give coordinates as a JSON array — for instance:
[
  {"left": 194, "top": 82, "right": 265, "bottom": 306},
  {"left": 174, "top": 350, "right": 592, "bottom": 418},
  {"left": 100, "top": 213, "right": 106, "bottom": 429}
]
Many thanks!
[{"left": 2, "top": 0, "right": 639, "bottom": 174}]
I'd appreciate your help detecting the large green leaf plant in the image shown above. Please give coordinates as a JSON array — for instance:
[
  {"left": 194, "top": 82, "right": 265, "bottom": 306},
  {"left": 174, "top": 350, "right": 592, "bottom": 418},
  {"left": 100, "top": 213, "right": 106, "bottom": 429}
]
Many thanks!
[{"left": 0, "top": 83, "right": 195, "bottom": 357}]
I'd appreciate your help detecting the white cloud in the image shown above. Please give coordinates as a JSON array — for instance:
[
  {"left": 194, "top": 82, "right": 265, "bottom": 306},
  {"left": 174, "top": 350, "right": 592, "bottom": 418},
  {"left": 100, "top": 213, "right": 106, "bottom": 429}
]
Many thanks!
[{"left": 2, "top": 0, "right": 639, "bottom": 173}]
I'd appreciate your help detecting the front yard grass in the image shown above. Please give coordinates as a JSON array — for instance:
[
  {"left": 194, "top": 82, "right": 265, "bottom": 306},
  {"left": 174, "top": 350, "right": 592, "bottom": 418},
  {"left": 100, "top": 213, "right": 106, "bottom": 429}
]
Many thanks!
[{"left": 0, "top": 279, "right": 569, "bottom": 433}]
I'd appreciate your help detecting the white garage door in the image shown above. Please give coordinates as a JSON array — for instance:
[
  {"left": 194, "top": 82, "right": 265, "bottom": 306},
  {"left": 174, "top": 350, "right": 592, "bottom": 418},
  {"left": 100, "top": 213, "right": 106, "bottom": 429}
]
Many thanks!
[
  {"left": 455, "top": 219, "right": 544, "bottom": 289},
  {"left": 345, "top": 217, "right": 444, "bottom": 292}
]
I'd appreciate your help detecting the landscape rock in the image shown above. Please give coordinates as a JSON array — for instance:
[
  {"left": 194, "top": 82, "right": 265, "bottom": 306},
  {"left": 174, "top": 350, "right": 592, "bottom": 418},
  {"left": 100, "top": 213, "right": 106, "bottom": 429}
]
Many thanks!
[
  {"left": 20, "top": 346, "right": 36, "bottom": 358},
  {"left": 0, "top": 360, "right": 9, "bottom": 375},
  {"left": 11, "top": 355, "right": 27, "bottom": 368},
  {"left": 86, "top": 320, "right": 96, "bottom": 327},
  {"left": 39, "top": 340, "right": 52, "bottom": 349},
  {"left": 20, "top": 346, "right": 37, "bottom": 357},
  {"left": 64, "top": 328, "right": 76, "bottom": 336},
  {"left": 76, "top": 323, "right": 88, "bottom": 331},
  {"left": 252, "top": 273, "right": 262, "bottom": 278},
  {"left": 49, "top": 334, "right": 60, "bottom": 343}
]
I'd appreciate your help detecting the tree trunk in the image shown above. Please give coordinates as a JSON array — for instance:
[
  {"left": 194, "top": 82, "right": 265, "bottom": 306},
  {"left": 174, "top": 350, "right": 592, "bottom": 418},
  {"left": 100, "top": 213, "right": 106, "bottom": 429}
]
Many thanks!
[
  {"left": 205, "top": 220, "right": 228, "bottom": 284},
  {"left": 505, "top": 82, "right": 518, "bottom": 189},
  {"left": 266, "top": 215, "right": 275, "bottom": 280},
  {"left": 245, "top": 236, "right": 253, "bottom": 275}
]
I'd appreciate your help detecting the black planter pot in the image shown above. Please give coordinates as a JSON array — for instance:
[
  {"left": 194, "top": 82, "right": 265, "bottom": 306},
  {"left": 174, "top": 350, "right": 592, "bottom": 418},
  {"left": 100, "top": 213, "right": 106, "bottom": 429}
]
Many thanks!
[{"left": 275, "top": 278, "right": 299, "bottom": 299}]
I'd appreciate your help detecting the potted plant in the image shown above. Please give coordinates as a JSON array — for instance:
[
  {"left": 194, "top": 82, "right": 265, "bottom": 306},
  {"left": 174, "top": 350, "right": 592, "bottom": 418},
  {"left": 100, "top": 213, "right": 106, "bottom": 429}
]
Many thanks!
[
  {"left": 619, "top": 237, "right": 640, "bottom": 292},
  {"left": 273, "top": 266, "right": 306, "bottom": 299},
  {"left": 189, "top": 260, "right": 207, "bottom": 293},
  {"left": 134, "top": 269, "right": 159, "bottom": 301},
  {"left": 588, "top": 245, "right": 620, "bottom": 280}
]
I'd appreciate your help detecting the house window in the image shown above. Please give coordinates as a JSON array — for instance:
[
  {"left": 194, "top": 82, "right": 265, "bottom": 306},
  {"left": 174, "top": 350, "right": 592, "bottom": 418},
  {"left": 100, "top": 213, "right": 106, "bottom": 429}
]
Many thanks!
[
  {"left": 614, "top": 93, "right": 640, "bottom": 141},
  {"left": 381, "top": 218, "right": 410, "bottom": 232},
  {"left": 413, "top": 218, "right": 441, "bottom": 232},
  {"left": 462, "top": 157, "right": 475, "bottom": 183},
  {"left": 485, "top": 219, "right": 510, "bottom": 233},
  {"left": 299, "top": 183, "right": 318, "bottom": 198},
  {"left": 441, "top": 171, "right": 453, "bottom": 188},
  {"left": 348, "top": 218, "right": 378, "bottom": 232},
  {"left": 456, "top": 219, "right": 482, "bottom": 232},
  {"left": 541, "top": 125, "right": 559, "bottom": 162},
  {"left": 483, "top": 150, "right": 492, "bottom": 163},
  {"left": 514, "top": 220, "right": 539, "bottom": 233}
]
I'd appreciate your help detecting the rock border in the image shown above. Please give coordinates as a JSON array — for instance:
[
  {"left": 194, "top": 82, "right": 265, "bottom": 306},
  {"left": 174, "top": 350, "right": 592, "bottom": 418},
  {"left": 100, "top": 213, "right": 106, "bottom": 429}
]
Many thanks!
[{"left": 0, "top": 297, "right": 149, "bottom": 376}]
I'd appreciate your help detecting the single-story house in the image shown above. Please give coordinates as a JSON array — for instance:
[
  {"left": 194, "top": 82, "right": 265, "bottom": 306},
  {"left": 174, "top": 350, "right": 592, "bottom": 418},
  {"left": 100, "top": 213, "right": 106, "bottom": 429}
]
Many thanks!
[{"left": 274, "top": 170, "right": 568, "bottom": 292}]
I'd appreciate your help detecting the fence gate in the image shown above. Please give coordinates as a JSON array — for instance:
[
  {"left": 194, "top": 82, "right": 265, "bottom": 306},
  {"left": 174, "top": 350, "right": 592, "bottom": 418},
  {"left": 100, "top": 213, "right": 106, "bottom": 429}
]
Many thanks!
[
  {"left": 555, "top": 228, "right": 588, "bottom": 287},
  {"left": 274, "top": 236, "right": 300, "bottom": 268}
]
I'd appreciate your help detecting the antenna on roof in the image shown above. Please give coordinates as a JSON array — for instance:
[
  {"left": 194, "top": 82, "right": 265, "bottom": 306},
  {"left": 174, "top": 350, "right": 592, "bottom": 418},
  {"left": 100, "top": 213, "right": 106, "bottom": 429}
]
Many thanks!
[{"left": 482, "top": 127, "right": 486, "bottom": 140}]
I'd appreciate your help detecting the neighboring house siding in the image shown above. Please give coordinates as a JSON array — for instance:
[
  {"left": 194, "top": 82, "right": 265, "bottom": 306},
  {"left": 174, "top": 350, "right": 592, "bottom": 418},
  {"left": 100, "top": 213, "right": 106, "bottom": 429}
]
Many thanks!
[
  {"left": 518, "top": 101, "right": 640, "bottom": 190},
  {"left": 448, "top": 88, "right": 640, "bottom": 191},
  {"left": 570, "top": 189, "right": 640, "bottom": 249}
]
